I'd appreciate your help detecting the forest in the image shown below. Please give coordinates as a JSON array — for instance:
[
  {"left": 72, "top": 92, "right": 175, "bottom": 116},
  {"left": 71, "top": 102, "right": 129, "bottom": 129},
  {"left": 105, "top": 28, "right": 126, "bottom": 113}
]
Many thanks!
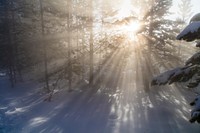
[{"left": 0, "top": 0, "right": 200, "bottom": 132}]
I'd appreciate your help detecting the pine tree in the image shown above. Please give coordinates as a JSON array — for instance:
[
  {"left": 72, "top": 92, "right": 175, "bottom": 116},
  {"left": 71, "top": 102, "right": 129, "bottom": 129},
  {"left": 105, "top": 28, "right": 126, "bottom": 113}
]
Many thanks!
[
  {"left": 142, "top": 0, "right": 177, "bottom": 60},
  {"left": 178, "top": 0, "right": 193, "bottom": 22},
  {"left": 136, "top": 0, "right": 181, "bottom": 90},
  {"left": 152, "top": 14, "right": 200, "bottom": 123},
  {"left": 152, "top": 14, "right": 200, "bottom": 88}
]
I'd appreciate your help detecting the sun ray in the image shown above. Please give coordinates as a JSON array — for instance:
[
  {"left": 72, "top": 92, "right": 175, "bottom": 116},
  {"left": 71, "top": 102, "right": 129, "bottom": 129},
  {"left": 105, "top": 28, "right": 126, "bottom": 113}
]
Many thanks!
[
  {"left": 117, "top": 0, "right": 133, "bottom": 20},
  {"left": 103, "top": 0, "right": 143, "bottom": 45}
]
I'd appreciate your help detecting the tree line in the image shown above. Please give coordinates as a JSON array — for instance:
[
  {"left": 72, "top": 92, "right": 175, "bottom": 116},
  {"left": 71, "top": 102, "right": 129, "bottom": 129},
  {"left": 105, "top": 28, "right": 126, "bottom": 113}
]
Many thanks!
[{"left": 0, "top": 0, "right": 190, "bottom": 93}]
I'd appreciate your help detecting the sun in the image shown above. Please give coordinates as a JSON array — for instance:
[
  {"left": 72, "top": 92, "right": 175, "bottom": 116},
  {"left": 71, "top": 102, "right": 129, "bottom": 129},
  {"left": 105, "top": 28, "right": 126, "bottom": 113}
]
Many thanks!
[
  {"left": 124, "top": 21, "right": 141, "bottom": 41},
  {"left": 123, "top": 21, "right": 141, "bottom": 33},
  {"left": 114, "top": 0, "right": 142, "bottom": 40},
  {"left": 103, "top": 0, "right": 143, "bottom": 43}
]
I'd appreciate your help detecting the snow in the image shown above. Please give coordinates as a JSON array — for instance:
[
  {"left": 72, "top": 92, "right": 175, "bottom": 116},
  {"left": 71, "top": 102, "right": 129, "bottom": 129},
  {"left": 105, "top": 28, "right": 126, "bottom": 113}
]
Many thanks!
[
  {"left": 0, "top": 71, "right": 6, "bottom": 77},
  {"left": 192, "top": 95, "right": 200, "bottom": 110},
  {"left": 186, "top": 52, "right": 200, "bottom": 65},
  {"left": 190, "top": 95, "right": 200, "bottom": 123},
  {"left": 5, "top": 107, "right": 27, "bottom": 115},
  {"left": 196, "top": 42, "right": 200, "bottom": 47},
  {"left": 1, "top": 49, "right": 200, "bottom": 133},
  {"left": 176, "top": 22, "right": 200, "bottom": 41},
  {"left": 29, "top": 117, "right": 49, "bottom": 127},
  {"left": 152, "top": 67, "right": 182, "bottom": 85},
  {"left": 190, "top": 13, "right": 200, "bottom": 23},
  {"left": 152, "top": 65, "right": 199, "bottom": 86}
]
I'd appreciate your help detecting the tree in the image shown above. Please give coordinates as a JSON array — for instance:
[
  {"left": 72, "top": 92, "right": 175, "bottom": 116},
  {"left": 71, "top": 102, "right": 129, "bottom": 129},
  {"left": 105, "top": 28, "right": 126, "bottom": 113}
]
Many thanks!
[
  {"left": 2, "top": 0, "right": 16, "bottom": 87},
  {"left": 39, "top": 0, "right": 50, "bottom": 92},
  {"left": 152, "top": 14, "right": 200, "bottom": 124},
  {"left": 142, "top": 0, "right": 177, "bottom": 59},
  {"left": 89, "top": 0, "right": 94, "bottom": 86},
  {"left": 178, "top": 0, "right": 193, "bottom": 22},
  {"left": 137, "top": 0, "right": 181, "bottom": 90}
]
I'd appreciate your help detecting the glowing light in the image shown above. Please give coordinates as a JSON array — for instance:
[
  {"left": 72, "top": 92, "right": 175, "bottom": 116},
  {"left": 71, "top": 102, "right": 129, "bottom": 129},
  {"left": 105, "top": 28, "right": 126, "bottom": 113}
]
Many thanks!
[
  {"left": 114, "top": 0, "right": 142, "bottom": 41},
  {"left": 118, "top": 20, "right": 141, "bottom": 41},
  {"left": 124, "top": 21, "right": 141, "bottom": 33},
  {"left": 117, "top": 0, "right": 133, "bottom": 20},
  {"left": 103, "top": 0, "right": 143, "bottom": 45}
]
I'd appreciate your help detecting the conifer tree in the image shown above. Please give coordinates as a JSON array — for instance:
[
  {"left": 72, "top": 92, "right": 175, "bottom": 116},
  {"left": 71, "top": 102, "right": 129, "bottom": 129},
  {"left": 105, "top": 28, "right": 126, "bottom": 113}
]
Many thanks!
[{"left": 178, "top": 0, "right": 193, "bottom": 22}]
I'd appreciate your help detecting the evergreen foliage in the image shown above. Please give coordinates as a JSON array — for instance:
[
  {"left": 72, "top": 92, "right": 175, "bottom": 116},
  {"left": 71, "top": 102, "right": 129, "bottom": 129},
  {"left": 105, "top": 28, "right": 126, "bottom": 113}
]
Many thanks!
[{"left": 152, "top": 13, "right": 200, "bottom": 123}]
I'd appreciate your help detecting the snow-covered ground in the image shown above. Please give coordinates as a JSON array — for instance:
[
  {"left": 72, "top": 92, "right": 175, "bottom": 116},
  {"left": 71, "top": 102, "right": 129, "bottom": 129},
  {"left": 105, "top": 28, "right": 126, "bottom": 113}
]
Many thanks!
[{"left": 0, "top": 47, "right": 200, "bottom": 133}]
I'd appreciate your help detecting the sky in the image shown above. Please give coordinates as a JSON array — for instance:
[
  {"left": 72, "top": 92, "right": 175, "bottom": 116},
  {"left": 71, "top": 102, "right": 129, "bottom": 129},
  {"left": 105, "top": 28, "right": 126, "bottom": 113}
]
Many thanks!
[{"left": 170, "top": 0, "right": 200, "bottom": 21}]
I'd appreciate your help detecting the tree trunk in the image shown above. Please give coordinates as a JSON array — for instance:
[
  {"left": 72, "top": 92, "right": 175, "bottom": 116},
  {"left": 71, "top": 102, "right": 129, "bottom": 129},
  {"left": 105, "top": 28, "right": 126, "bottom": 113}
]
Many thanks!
[
  {"left": 39, "top": 0, "right": 50, "bottom": 92},
  {"left": 89, "top": 0, "right": 94, "bottom": 86},
  {"left": 4, "top": 1, "right": 15, "bottom": 87},
  {"left": 67, "top": 0, "right": 72, "bottom": 91},
  {"left": 11, "top": 0, "right": 23, "bottom": 82},
  {"left": 81, "top": 24, "right": 85, "bottom": 80}
]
